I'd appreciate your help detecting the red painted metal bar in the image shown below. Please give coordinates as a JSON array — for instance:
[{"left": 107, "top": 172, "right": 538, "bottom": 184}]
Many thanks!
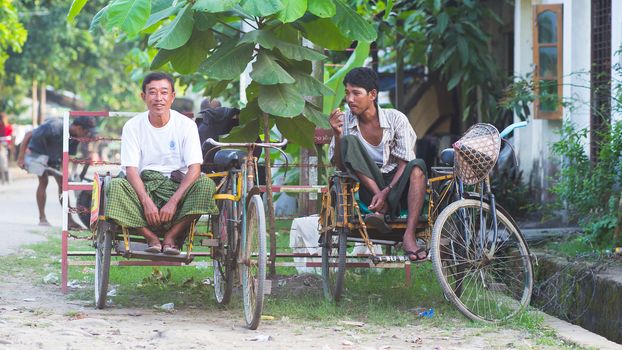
[{"left": 69, "top": 111, "right": 110, "bottom": 117}]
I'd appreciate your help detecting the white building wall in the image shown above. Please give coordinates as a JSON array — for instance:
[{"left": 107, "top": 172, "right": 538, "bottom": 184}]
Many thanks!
[{"left": 514, "top": 0, "right": 592, "bottom": 202}]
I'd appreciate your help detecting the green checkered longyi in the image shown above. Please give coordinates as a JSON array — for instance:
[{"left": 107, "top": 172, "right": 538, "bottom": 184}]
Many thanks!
[{"left": 104, "top": 170, "right": 218, "bottom": 229}]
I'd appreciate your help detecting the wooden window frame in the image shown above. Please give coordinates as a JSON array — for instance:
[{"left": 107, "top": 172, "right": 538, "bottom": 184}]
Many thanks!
[{"left": 533, "top": 4, "right": 563, "bottom": 120}]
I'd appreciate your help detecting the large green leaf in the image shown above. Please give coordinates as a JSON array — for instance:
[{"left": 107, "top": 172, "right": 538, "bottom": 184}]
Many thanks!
[
  {"left": 275, "top": 116, "right": 315, "bottom": 148},
  {"left": 67, "top": 0, "right": 88, "bottom": 23},
  {"left": 332, "top": 0, "right": 376, "bottom": 42},
  {"left": 302, "top": 102, "right": 330, "bottom": 128},
  {"left": 258, "top": 83, "right": 305, "bottom": 117},
  {"left": 90, "top": 5, "right": 109, "bottom": 32},
  {"left": 301, "top": 18, "right": 351, "bottom": 50},
  {"left": 251, "top": 52, "right": 295, "bottom": 85},
  {"left": 194, "top": 12, "right": 219, "bottom": 31},
  {"left": 193, "top": 0, "right": 241, "bottom": 13},
  {"left": 222, "top": 118, "right": 260, "bottom": 142},
  {"left": 323, "top": 41, "right": 370, "bottom": 113},
  {"left": 240, "top": 30, "right": 326, "bottom": 61},
  {"left": 150, "top": 49, "right": 175, "bottom": 69},
  {"left": 277, "top": 0, "right": 307, "bottom": 23},
  {"left": 307, "top": 0, "right": 335, "bottom": 18},
  {"left": 199, "top": 41, "right": 255, "bottom": 80},
  {"left": 239, "top": 30, "right": 278, "bottom": 49},
  {"left": 276, "top": 41, "right": 326, "bottom": 61},
  {"left": 241, "top": 0, "right": 284, "bottom": 17},
  {"left": 170, "top": 30, "right": 215, "bottom": 74},
  {"left": 153, "top": 5, "right": 194, "bottom": 50},
  {"left": 144, "top": 5, "right": 179, "bottom": 29},
  {"left": 290, "top": 71, "right": 334, "bottom": 96},
  {"left": 106, "top": 0, "right": 151, "bottom": 36}
]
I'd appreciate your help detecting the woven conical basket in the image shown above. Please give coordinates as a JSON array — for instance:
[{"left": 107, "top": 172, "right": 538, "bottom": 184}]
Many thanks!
[{"left": 453, "top": 123, "right": 501, "bottom": 185}]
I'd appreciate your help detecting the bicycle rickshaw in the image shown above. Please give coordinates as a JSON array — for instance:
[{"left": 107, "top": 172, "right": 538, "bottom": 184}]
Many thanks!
[
  {"left": 319, "top": 122, "right": 534, "bottom": 322},
  {"left": 89, "top": 137, "right": 286, "bottom": 330}
]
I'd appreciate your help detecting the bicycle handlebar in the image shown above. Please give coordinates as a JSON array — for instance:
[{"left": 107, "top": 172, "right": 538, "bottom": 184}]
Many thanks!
[
  {"left": 499, "top": 121, "right": 528, "bottom": 138},
  {"left": 205, "top": 138, "right": 288, "bottom": 148}
]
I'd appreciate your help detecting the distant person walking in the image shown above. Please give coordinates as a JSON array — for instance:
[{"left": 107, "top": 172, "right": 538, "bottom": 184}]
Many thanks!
[
  {"left": 17, "top": 116, "right": 97, "bottom": 226},
  {"left": 0, "top": 112, "right": 13, "bottom": 184}
]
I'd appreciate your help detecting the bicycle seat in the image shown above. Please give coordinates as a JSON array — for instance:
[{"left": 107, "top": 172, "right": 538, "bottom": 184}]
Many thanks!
[
  {"left": 213, "top": 149, "right": 247, "bottom": 170},
  {"left": 440, "top": 148, "right": 455, "bottom": 166}
]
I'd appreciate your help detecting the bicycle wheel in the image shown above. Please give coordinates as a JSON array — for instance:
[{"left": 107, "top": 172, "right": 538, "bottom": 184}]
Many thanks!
[
  {"left": 321, "top": 227, "right": 347, "bottom": 302},
  {"left": 241, "top": 194, "right": 266, "bottom": 330},
  {"left": 94, "top": 223, "right": 111, "bottom": 309},
  {"left": 431, "top": 199, "right": 533, "bottom": 322},
  {"left": 212, "top": 177, "right": 237, "bottom": 305},
  {"left": 213, "top": 197, "right": 236, "bottom": 305}
]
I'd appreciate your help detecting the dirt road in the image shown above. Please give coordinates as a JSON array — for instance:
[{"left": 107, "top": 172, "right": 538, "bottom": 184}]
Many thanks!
[{"left": 0, "top": 177, "right": 571, "bottom": 349}]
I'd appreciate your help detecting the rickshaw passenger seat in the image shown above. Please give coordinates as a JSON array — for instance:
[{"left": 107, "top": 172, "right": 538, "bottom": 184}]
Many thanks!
[{"left": 355, "top": 193, "right": 430, "bottom": 223}]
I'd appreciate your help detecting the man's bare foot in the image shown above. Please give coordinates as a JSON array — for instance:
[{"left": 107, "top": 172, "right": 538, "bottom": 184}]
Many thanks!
[
  {"left": 38, "top": 219, "right": 51, "bottom": 226},
  {"left": 402, "top": 232, "right": 427, "bottom": 261}
]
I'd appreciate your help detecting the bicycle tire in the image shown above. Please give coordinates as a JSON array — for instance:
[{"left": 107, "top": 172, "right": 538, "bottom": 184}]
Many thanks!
[
  {"left": 212, "top": 180, "right": 236, "bottom": 305},
  {"left": 94, "top": 224, "right": 111, "bottom": 309},
  {"left": 431, "top": 199, "right": 533, "bottom": 322},
  {"left": 321, "top": 184, "right": 347, "bottom": 302},
  {"left": 241, "top": 194, "right": 266, "bottom": 330}
]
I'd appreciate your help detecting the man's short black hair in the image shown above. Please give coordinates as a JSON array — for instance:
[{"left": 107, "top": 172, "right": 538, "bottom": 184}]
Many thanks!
[
  {"left": 142, "top": 72, "right": 175, "bottom": 93},
  {"left": 343, "top": 67, "right": 379, "bottom": 93}
]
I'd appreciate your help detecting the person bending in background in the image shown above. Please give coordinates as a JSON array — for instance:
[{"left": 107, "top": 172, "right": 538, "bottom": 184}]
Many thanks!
[{"left": 17, "top": 116, "right": 96, "bottom": 226}]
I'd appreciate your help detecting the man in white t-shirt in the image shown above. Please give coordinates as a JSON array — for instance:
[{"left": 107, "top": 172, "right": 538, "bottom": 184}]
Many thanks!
[{"left": 105, "top": 72, "right": 218, "bottom": 255}]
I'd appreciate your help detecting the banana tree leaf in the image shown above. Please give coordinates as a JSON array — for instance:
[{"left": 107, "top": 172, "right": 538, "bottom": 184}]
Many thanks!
[
  {"left": 199, "top": 41, "right": 255, "bottom": 80},
  {"left": 275, "top": 116, "right": 315, "bottom": 148},
  {"left": 307, "top": 0, "right": 335, "bottom": 18},
  {"left": 106, "top": 0, "right": 151, "bottom": 36},
  {"left": 277, "top": 0, "right": 307, "bottom": 23},
  {"left": 323, "top": 41, "right": 370, "bottom": 113},
  {"left": 290, "top": 71, "right": 334, "bottom": 96},
  {"left": 241, "top": 0, "right": 284, "bottom": 17},
  {"left": 144, "top": 5, "right": 178, "bottom": 29},
  {"left": 332, "top": 0, "right": 376, "bottom": 42},
  {"left": 259, "top": 83, "right": 305, "bottom": 117},
  {"left": 170, "top": 30, "right": 215, "bottom": 74},
  {"left": 193, "top": 0, "right": 241, "bottom": 13},
  {"left": 302, "top": 102, "right": 330, "bottom": 128},
  {"left": 251, "top": 51, "right": 296, "bottom": 85},
  {"left": 153, "top": 5, "right": 194, "bottom": 50},
  {"left": 301, "top": 18, "right": 351, "bottom": 50},
  {"left": 67, "top": 0, "right": 87, "bottom": 23}
]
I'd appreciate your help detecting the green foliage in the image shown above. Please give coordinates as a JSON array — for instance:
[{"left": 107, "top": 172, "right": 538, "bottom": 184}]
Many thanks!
[
  {"left": 0, "top": 0, "right": 27, "bottom": 77},
  {"left": 354, "top": 0, "right": 506, "bottom": 123},
  {"left": 78, "top": 0, "right": 376, "bottom": 146},
  {"left": 3, "top": 0, "right": 145, "bottom": 113},
  {"left": 551, "top": 121, "right": 622, "bottom": 247}
]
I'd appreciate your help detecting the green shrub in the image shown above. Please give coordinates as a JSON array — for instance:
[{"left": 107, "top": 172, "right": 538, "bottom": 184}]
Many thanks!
[{"left": 550, "top": 120, "right": 622, "bottom": 248}]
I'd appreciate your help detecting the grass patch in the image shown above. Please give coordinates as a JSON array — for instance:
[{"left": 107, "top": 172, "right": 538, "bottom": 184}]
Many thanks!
[
  {"left": 542, "top": 235, "right": 600, "bottom": 257},
  {"left": 0, "top": 224, "right": 584, "bottom": 349}
]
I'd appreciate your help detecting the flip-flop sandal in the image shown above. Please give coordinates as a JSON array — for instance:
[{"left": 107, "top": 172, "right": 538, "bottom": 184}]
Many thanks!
[
  {"left": 364, "top": 213, "right": 392, "bottom": 234},
  {"left": 145, "top": 244, "right": 162, "bottom": 254},
  {"left": 404, "top": 247, "right": 429, "bottom": 262},
  {"left": 163, "top": 245, "right": 180, "bottom": 255}
]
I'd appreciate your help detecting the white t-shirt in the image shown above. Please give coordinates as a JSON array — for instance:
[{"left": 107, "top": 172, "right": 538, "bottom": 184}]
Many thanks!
[{"left": 121, "top": 110, "right": 203, "bottom": 177}]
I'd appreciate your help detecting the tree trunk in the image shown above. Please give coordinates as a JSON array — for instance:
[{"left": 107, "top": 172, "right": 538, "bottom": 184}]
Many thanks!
[
  {"left": 263, "top": 113, "right": 277, "bottom": 278},
  {"left": 31, "top": 80, "right": 38, "bottom": 127},
  {"left": 39, "top": 82, "right": 46, "bottom": 125}
]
